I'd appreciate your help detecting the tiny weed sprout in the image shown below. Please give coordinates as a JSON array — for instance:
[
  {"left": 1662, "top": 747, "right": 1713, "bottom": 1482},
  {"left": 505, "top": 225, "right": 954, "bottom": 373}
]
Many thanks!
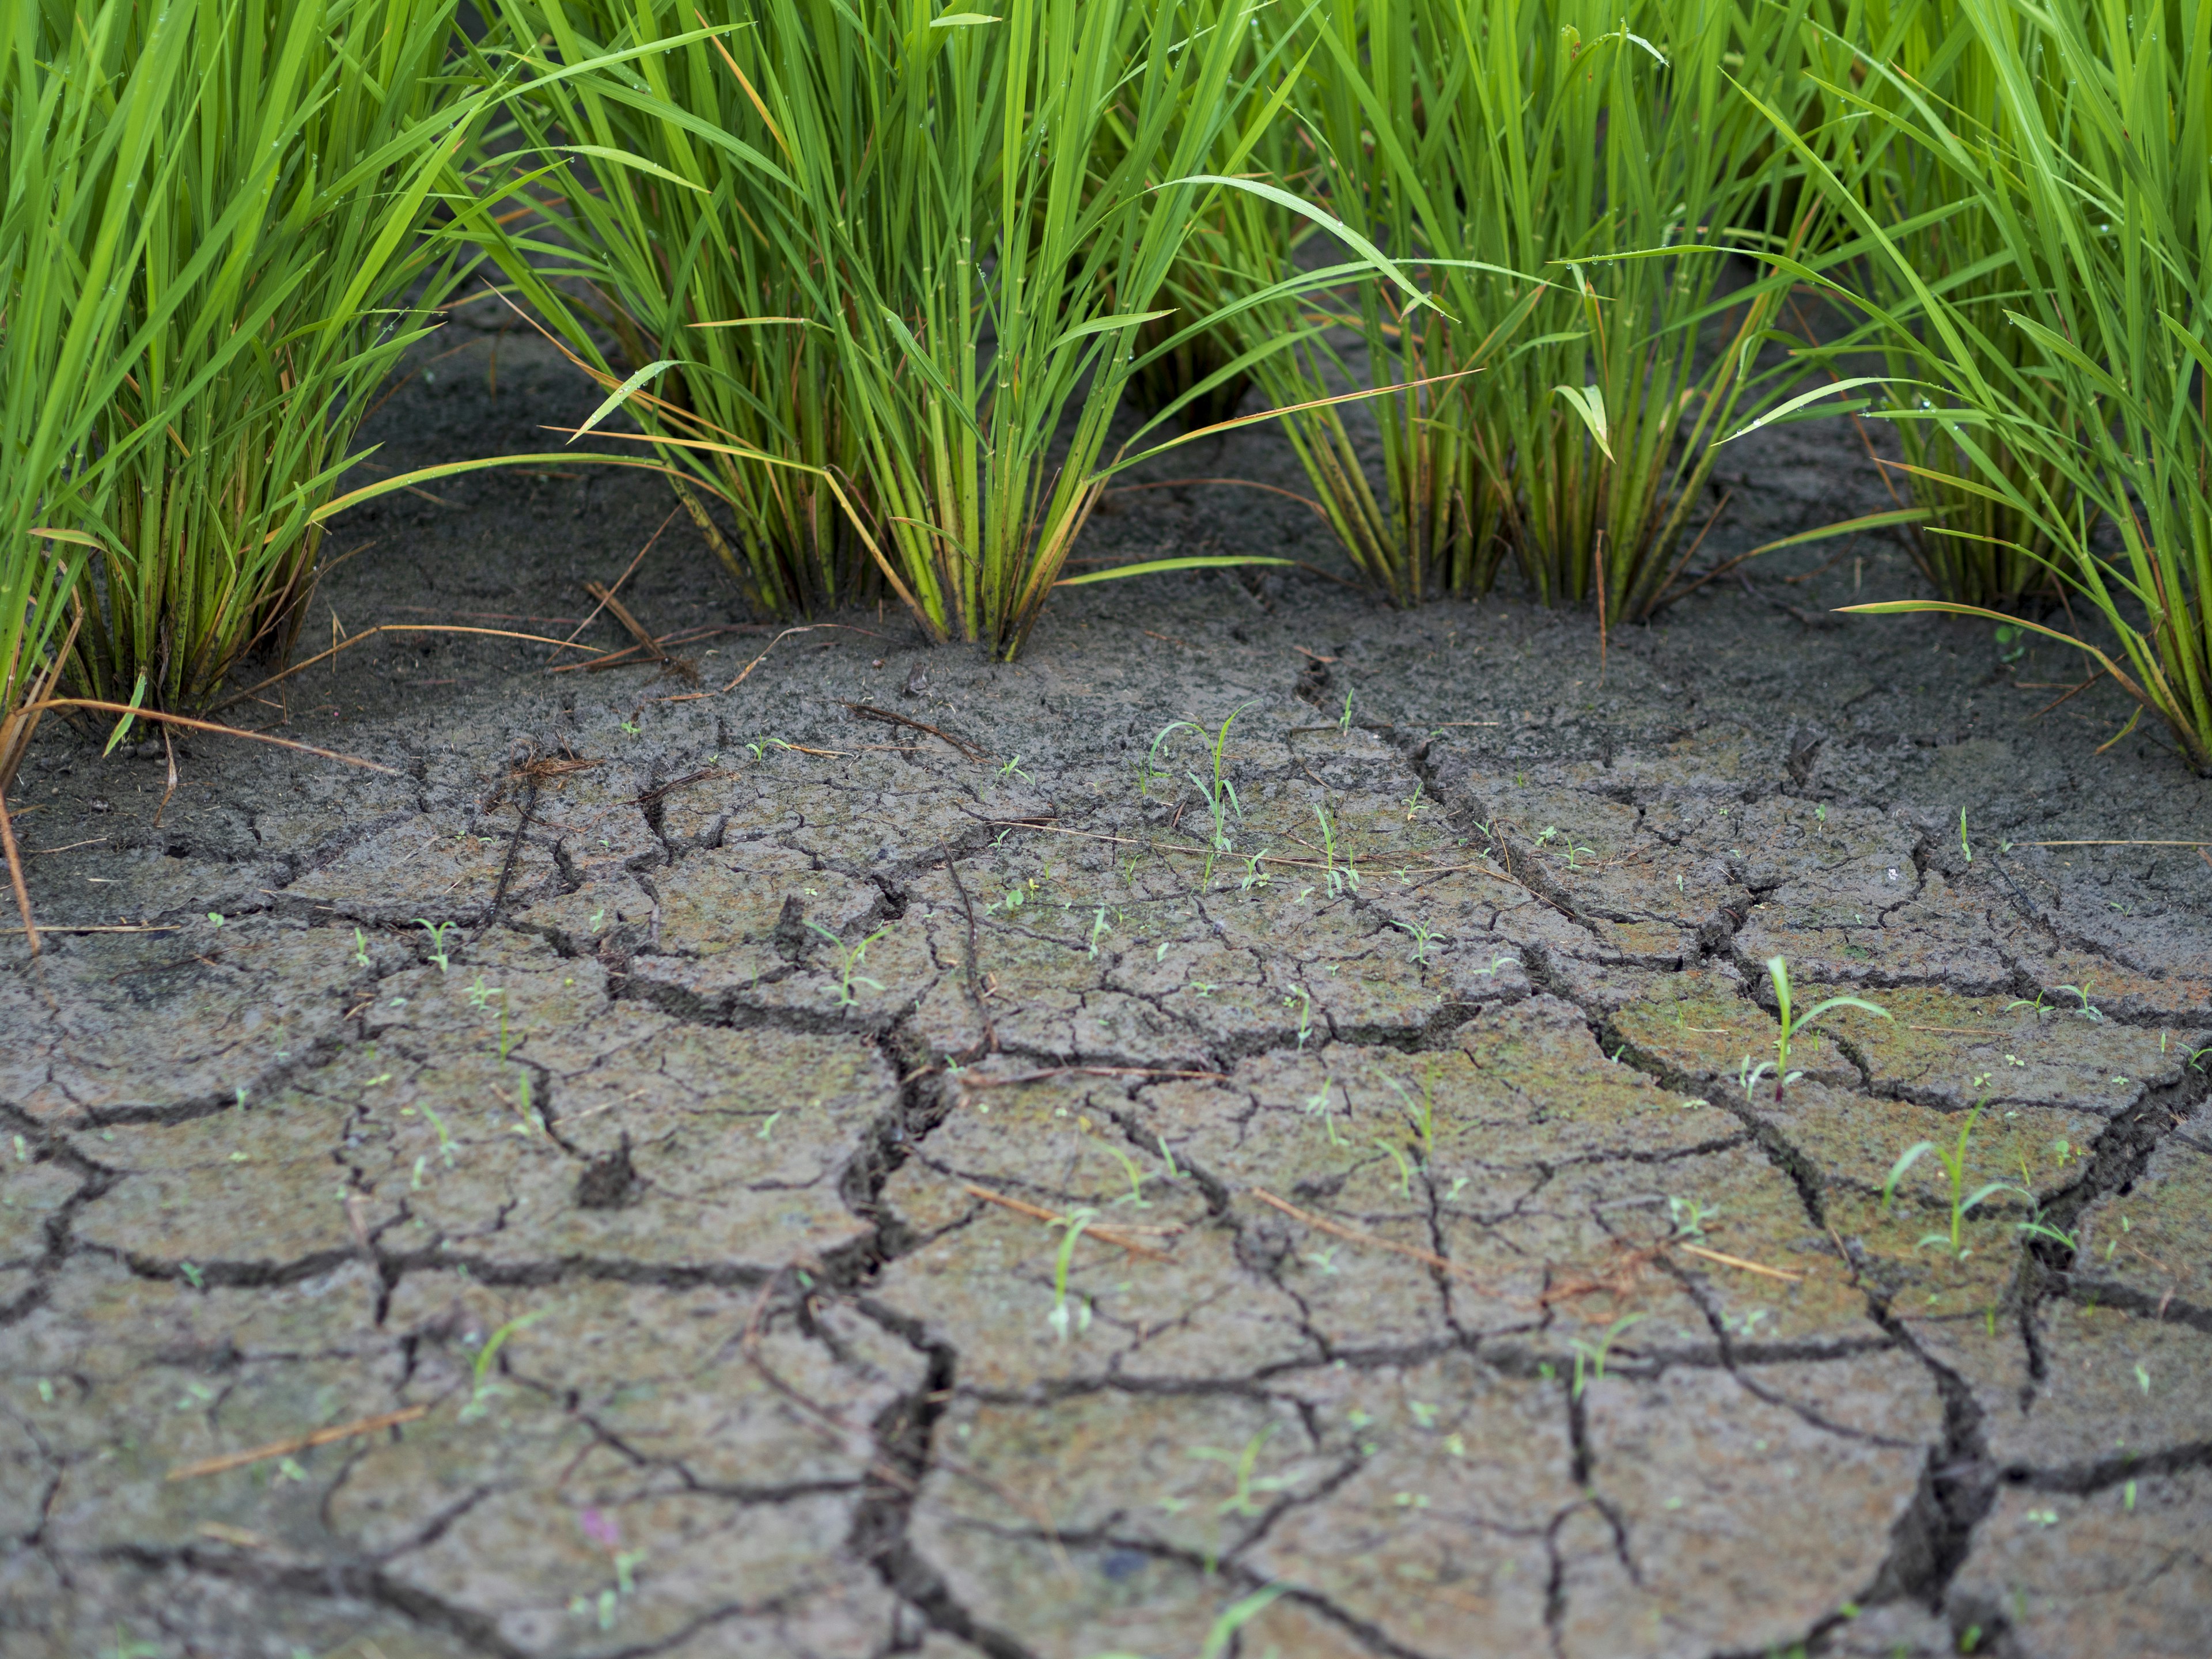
[
  {"left": 415, "top": 919, "right": 456, "bottom": 974},
  {"left": 2054, "top": 984, "right": 2105, "bottom": 1022},
  {"left": 1285, "top": 983, "right": 1314, "bottom": 1050},
  {"left": 1959, "top": 809, "right": 1973, "bottom": 864},
  {"left": 998, "top": 755, "right": 1032, "bottom": 783},
  {"left": 1090, "top": 1134, "right": 1153, "bottom": 1209},
  {"left": 1157, "top": 1137, "right": 1181, "bottom": 1181},
  {"left": 1048, "top": 1209, "right": 1100, "bottom": 1342},
  {"left": 1881, "top": 1100, "right": 2024, "bottom": 1260},
  {"left": 1666, "top": 1196, "right": 1718, "bottom": 1241},
  {"left": 1569, "top": 1314, "right": 1645, "bottom": 1399},
  {"left": 806, "top": 921, "right": 890, "bottom": 1007},
  {"left": 1370, "top": 1136, "right": 1415, "bottom": 1198},
  {"left": 1190, "top": 1426, "right": 1290, "bottom": 1518},
  {"left": 207, "top": 912, "right": 224, "bottom": 929},
  {"left": 1313, "top": 803, "right": 1358, "bottom": 897},
  {"left": 1339, "top": 688, "right": 1354, "bottom": 734},
  {"left": 1305, "top": 1082, "right": 1346, "bottom": 1147},
  {"left": 1238, "top": 850, "right": 1272, "bottom": 891},
  {"left": 352, "top": 928, "right": 370, "bottom": 969},
  {"left": 461, "top": 1309, "right": 548, "bottom": 1422},
  {"left": 1393, "top": 917, "right": 1442, "bottom": 965},
  {"left": 1088, "top": 907, "right": 1112, "bottom": 957},
  {"left": 1763, "top": 957, "right": 1890, "bottom": 1103}
]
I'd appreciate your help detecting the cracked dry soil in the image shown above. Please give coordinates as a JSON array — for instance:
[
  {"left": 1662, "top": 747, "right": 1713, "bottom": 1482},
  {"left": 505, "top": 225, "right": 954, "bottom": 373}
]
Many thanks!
[{"left": 5, "top": 320, "right": 2211, "bottom": 1659}]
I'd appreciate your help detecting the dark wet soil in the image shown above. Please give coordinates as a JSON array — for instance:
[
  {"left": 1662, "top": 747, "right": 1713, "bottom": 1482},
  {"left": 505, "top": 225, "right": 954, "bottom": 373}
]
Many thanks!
[{"left": 5, "top": 300, "right": 2209, "bottom": 1659}]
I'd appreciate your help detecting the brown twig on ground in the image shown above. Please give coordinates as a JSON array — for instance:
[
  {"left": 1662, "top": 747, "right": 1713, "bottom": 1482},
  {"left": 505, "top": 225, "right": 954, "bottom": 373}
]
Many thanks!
[
  {"left": 18, "top": 700, "right": 399, "bottom": 775},
  {"left": 1672, "top": 1243, "right": 1806, "bottom": 1283},
  {"left": 1248, "top": 1188, "right": 1488, "bottom": 1289},
  {"left": 554, "top": 503, "right": 683, "bottom": 657},
  {"left": 662, "top": 622, "right": 882, "bottom": 702},
  {"left": 0, "top": 786, "right": 36, "bottom": 956},
  {"left": 582, "top": 581, "right": 665, "bottom": 661},
  {"left": 165, "top": 1405, "right": 429, "bottom": 1481},
  {"left": 1539, "top": 1244, "right": 1664, "bottom": 1308},
  {"left": 940, "top": 841, "right": 996, "bottom": 1053},
  {"left": 209, "top": 624, "right": 585, "bottom": 713},
  {"left": 959, "top": 1065, "right": 1228, "bottom": 1089},
  {"left": 838, "top": 700, "right": 985, "bottom": 762},
  {"left": 960, "top": 1184, "right": 1175, "bottom": 1261}
]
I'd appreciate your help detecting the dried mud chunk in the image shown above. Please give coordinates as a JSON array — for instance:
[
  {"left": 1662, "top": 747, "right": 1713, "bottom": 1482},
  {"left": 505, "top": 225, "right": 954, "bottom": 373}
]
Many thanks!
[
  {"left": 1559, "top": 1354, "right": 1940, "bottom": 1659},
  {"left": 1241, "top": 1356, "right": 1570, "bottom": 1657},
  {"left": 66, "top": 1099, "right": 367, "bottom": 1272},
  {"left": 2071, "top": 1110, "right": 2212, "bottom": 1316},
  {"left": 0, "top": 927, "right": 349, "bottom": 1123},
  {"left": 359, "top": 1028, "right": 892, "bottom": 1271},
  {"left": 1611, "top": 970, "right": 1853, "bottom": 1089},
  {"left": 1813, "top": 986, "right": 2182, "bottom": 1116},
  {"left": 0, "top": 1158, "right": 75, "bottom": 1263},
  {"left": 1945, "top": 1472, "right": 2212, "bottom": 1659}
]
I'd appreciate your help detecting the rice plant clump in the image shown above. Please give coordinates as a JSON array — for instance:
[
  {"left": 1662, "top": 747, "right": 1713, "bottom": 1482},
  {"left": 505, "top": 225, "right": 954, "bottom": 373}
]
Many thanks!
[{"left": 34, "top": 0, "right": 492, "bottom": 713}]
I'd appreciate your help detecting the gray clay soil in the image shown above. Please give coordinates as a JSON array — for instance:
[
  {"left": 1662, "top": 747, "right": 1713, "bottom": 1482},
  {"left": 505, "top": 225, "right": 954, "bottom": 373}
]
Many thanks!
[{"left": 5, "top": 301, "right": 2210, "bottom": 1659}]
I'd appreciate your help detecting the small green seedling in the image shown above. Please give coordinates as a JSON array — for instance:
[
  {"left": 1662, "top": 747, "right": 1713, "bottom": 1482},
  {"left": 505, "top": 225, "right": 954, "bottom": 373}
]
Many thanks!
[
  {"left": 421, "top": 1104, "right": 459, "bottom": 1167},
  {"left": 1237, "top": 849, "right": 1272, "bottom": 890},
  {"left": 806, "top": 921, "right": 890, "bottom": 1006},
  {"left": 1339, "top": 687, "right": 1354, "bottom": 733},
  {"left": 462, "top": 1309, "right": 548, "bottom": 1421},
  {"left": 414, "top": 918, "right": 456, "bottom": 973},
  {"left": 1666, "top": 1196, "right": 1718, "bottom": 1240},
  {"left": 1190, "top": 1425, "right": 1292, "bottom": 1517},
  {"left": 1285, "top": 984, "right": 1313, "bottom": 1050},
  {"left": 352, "top": 927, "right": 370, "bottom": 968},
  {"left": 1392, "top": 917, "right": 1442, "bottom": 965},
  {"left": 1370, "top": 1136, "right": 1414, "bottom": 1198},
  {"left": 1047, "top": 1209, "right": 1099, "bottom": 1341},
  {"left": 1383, "top": 1059, "right": 1441, "bottom": 1157},
  {"left": 2054, "top": 983, "right": 2104, "bottom": 1022},
  {"left": 1755, "top": 956, "right": 1889, "bottom": 1101},
  {"left": 467, "top": 975, "right": 502, "bottom": 1010},
  {"left": 999, "top": 754, "right": 1032, "bottom": 783},
  {"left": 1305, "top": 1082, "right": 1346, "bottom": 1146},
  {"left": 1568, "top": 1313, "right": 1645, "bottom": 1399},
  {"left": 1090, "top": 1136, "right": 1154, "bottom": 1209},
  {"left": 1313, "top": 803, "right": 1357, "bottom": 897},
  {"left": 1958, "top": 809, "right": 1973, "bottom": 863},
  {"left": 1881, "top": 1101, "right": 2023, "bottom": 1259},
  {"left": 1088, "top": 907, "right": 1112, "bottom": 956}
]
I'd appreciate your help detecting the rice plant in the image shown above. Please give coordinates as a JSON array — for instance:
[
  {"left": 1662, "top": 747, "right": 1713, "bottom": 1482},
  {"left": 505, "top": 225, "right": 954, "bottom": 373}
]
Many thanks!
[
  {"left": 463, "top": 0, "right": 866, "bottom": 619},
  {"left": 1211, "top": 0, "right": 1842, "bottom": 615},
  {"left": 3, "top": 0, "right": 192, "bottom": 796},
  {"left": 1769, "top": 0, "right": 2212, "bottom": 769},
  {"left": 32, "top": 0, "right": 499, "bottom": 714},
  {"left": 474, "top": 0, "right": 1316, "bottom": 654}
]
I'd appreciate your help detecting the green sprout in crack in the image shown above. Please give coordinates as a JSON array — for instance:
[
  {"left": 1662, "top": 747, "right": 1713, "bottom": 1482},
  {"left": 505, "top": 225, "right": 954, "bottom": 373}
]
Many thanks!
[
  {"left": 1047, "top": 1209, "right": 1099, "bottom": 1342},
  {"left": 1567, "top": 1313, "right": 1646, "bottom": 1399},
  {"left": 1749, "top": 956, "right": 1889, "bottom": 1103},
  {"left": 1383, "top": 1058, "right": 1441, "bottom": 1158},
  {"left": 806, "top": 921, "right": 889, "bottom": 1007},
  {"left": 1237, "top": 850, "right": 1272, "bottom": 891},
  {"left": 1370, "top": 1136, "right": 1415, "bottom": 1199},
  {"left": 1313, "top": 802, "right": 1357, "bottom": 898},
  {"left": 421, "top": 1104, "right": 459, "bottom": 1168},
  {"left": 2054, "top": 982, "right": 2105, "bottom": 1022},
  {"left": 1088, "top": 907, "right": 1113, "bottom": 957},
  {"left": 1392, "top": 916, "right": 1443, "bottom": 965},
  {"left": 1304, "top": 1081, "right": 1346, "bottom": 1147},
  {"left": 1089, "top": 1135, "right": 1154, "bottom": 1209},
  {"left": 414, "top": 918, "right": 456, "bottom": 974},
  {"left": 1284, "top": 984, "right": 1313, "bottom": 1050},
  {"left": 1190, "top": 1425, "right": 1292, "bottom": 1517},
  {"left": 1403, "top": 782, "right": 1429, "bottom": 820},
  {"left": 465, "top": 975, "right": 502, "bottom": 1010},
  {"left": 1666, "top": 1196, "right": 1719, "bottom": 1241},
  {"left": 1881, "top": 1099, "right": 2025, "bottom": 1259},
  {"left": 460, "top": 1309, "right": 547, "bottom": 1422}
]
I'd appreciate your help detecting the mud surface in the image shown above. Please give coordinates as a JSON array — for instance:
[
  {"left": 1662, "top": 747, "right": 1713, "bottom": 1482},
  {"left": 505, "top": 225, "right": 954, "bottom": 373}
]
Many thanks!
[{"left": 5, "top": 307, "right": 2210, "bottom": 1659}]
